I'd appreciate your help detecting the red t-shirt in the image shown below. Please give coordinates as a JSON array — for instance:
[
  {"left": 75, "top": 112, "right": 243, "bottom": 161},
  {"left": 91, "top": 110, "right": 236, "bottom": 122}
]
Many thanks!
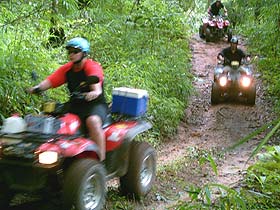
[{"left": 47, "top": 59, "right": 104, "bottom": 88}]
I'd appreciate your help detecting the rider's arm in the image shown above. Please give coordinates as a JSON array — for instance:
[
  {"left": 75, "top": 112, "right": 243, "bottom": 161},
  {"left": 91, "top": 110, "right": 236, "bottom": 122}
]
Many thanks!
[
  {"left": 28, "top": 63, "right": 71, "bottom": 94},
  {"left": 238, "top": 49, "right": 248, "bottom": 64},
  {"left": 47, "top": 62, "right": 72, "bottom": 88},
  {"left": 207, "top": 4, "right": 213, "bottom": 16},
  {"left": 86, "top": 83, "right": 103, "bottom": 101},
  {"left": 217, "top": 52, "right": 224, "bottom": 61},
  {"left": 32, "top": 80, "right": 52, "bottom": 93},
  {"left": 242, "top": 54, "right": 251, "bottom": 64},
  {"left": 84, "top": 60, "right": 104, "bottom": 101},
  {"left": 28, "top": 79, "right": 52, "bottom": 94}
]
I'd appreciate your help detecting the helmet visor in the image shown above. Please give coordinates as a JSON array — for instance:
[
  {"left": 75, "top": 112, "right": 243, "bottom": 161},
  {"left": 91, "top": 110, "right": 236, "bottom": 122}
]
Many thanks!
[{"left": 67, "top": 47, "right": 82, "bottom": 54}]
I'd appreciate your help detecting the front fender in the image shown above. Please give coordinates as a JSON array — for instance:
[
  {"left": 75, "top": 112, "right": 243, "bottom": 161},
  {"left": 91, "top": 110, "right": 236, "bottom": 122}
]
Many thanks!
[
  {"left": 120, "top": 120, "right": 152, "bottom": 174},
  {"left": 38, "top": 138, "right": 99, "bottom": 157},
  {"left": 105, "top": 120, "right": 152, "bottom": 177},
  {"left": 123, "top": 120, "right": 152, "bottom": 142}
]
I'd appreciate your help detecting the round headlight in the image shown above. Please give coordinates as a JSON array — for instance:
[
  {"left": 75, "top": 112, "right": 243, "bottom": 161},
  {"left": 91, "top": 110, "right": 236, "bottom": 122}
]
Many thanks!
[
  {"left": 219, "top": 76, "right": 227, "bottom": 87},
  {"left": 241, "top": 76, "right": 251, "bottom": 88},
  {"left": 38, "top": 151, "right": 58, "bottom": 164}
]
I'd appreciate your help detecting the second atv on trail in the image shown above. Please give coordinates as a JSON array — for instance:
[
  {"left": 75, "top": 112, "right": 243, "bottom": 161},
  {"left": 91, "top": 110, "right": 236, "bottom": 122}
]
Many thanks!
[{"left": 199, "top": 15, "right": 232, "bottom": 42}]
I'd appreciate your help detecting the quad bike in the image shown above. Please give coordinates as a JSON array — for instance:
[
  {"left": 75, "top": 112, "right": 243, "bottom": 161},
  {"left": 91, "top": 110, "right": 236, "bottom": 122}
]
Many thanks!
[
  {"left": 0, "top": 76, "right": 156, "bottom": 210},
  {"left": 199, "top": 15, "right": 232, "bottom": 42},
  {"left": 211, "top": 59, "right": 256, "bottom": 105}
]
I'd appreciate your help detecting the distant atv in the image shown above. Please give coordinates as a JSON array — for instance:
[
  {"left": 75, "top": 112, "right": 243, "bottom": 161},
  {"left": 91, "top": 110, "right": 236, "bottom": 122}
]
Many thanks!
[
  {"left": 199, "top": 15, "right": 232, "bottom": 42},
  {"left": 211, "top": 59, "right": 256, "bottom": 105}
]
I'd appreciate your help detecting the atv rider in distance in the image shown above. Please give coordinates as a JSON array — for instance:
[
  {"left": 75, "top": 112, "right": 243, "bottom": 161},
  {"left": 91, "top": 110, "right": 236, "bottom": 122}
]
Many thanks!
[
  {"left": 202, "top": 0, "right": 228, "bottom": 37},
  {"left": 217, "top": 36, "right": 250, "bottom": 72},
  {"left": 208, "top": 0, "right": 228, "bottom": 17}
]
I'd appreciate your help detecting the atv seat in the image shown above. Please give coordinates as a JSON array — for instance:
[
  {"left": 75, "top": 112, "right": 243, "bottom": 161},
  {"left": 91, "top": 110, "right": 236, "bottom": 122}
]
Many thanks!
[{"left": 102, "top": 113, "right": 113, "bottom": 128}]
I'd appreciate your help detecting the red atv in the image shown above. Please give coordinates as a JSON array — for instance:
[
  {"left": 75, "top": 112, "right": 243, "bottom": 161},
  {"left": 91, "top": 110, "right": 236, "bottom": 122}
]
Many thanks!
[
  {"left": 0, "top": 76, "right": 156, "bottom": 210},
  {"left": 199, "top": 15, "right": 232, "bottom": 42}
]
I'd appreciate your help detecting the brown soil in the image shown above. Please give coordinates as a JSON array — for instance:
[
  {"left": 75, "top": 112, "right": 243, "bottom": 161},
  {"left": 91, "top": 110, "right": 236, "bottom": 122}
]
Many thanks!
[{"left": 9, "top": 35, "right": 275, "bottom": 210}]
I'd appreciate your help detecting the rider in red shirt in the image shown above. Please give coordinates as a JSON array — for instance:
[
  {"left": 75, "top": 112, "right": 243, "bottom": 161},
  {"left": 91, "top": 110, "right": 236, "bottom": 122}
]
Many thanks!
[{"left": 29, "top": 37, "right": 108, "bottom": 161}]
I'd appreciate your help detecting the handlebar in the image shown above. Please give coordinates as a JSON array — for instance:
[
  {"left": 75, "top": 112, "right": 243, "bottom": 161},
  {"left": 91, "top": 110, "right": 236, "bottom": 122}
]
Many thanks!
[{"left": 70, "top": 92, "right": 86, "bottom": 101}]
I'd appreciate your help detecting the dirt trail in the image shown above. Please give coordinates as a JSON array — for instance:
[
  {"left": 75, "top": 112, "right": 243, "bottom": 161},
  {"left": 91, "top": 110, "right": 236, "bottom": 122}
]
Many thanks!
[{"left": 143, "top": 34, "right": 275, "bottom": 209}]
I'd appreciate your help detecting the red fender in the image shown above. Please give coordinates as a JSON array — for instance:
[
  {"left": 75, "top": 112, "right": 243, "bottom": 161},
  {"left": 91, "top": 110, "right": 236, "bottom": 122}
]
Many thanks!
[
  {"left": 37, "top": 137, "right": 98, "bottom": 157},
  {"left": 57, "top": 113, "right": 81, "bottom": 135},
  {"left": 104, "top": 121, "right": 138, "bottom": 151}
]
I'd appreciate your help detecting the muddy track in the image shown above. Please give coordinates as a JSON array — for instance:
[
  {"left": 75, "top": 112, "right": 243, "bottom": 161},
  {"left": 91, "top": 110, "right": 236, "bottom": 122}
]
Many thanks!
[
  {"left": 9, "top": 35, "right": 275, "bottom": 210},
  {"left": 157, "top": 34, "right": 274, "bottom": 169},
  {"left": 143, "top": 35, "right": 275, "bottom": 209}
]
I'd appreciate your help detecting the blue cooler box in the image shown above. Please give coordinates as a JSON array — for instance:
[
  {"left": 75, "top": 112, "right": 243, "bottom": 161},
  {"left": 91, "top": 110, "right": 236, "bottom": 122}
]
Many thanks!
[{"left": 112, "top": 87, "right": 149, "bottom": 117}]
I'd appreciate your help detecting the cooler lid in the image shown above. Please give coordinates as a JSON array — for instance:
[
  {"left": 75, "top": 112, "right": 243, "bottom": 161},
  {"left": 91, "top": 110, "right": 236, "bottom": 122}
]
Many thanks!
[{"left": 113, "top": 87, "right": 148, "bottom": 98}]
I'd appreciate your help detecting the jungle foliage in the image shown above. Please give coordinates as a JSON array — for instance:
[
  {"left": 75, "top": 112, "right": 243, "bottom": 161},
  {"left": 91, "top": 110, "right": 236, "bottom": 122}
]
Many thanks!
[{"left": 0, "top": 0, "right": 197, "bottom": 145}]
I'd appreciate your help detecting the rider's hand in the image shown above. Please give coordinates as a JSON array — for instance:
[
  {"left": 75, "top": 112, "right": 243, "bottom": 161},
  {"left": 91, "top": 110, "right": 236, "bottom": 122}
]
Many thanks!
[
  {"left": 246, "top": 56, "right": 251, "bottom": 62},
  {"left": 217, "top": 60, "right": 223, "bottom": 65},
  {"left": 218, "top": 55, "right": 224, "bottom": 62},
  {"left": 26, "top": 86, "right": 41, "bottom": 94}
]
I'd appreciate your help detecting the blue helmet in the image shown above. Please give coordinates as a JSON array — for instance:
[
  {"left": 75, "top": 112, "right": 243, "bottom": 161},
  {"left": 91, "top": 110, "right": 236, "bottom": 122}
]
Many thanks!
[
  {"left": 230, "top": 36, "right": 239, "bottom": 44},
  {"left": 66, "top": 37, "right": 90, "bottom": 53}
]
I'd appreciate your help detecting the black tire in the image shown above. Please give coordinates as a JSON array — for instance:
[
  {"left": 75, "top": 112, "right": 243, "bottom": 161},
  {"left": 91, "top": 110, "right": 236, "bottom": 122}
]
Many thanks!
[
  {"left": 199, "top": 25, "right": 205, "bottom": 39},
  {"left": 120, "top": 141, "right": 156, "bottom": 200},
  {"left": 0, "top": 182, "right": 13, "bottom": 209},
  {"left": 62, "top": 159, "right": 106, "bottom": 210},
  {"left": 211, "top": 83, "right": 221, "bottom": 104},
  {"left": 247, "top": 84, "right": 256, "bottom": 105},
  {"left": 205, "top": 28, "right": 211, "bottom": 42}
]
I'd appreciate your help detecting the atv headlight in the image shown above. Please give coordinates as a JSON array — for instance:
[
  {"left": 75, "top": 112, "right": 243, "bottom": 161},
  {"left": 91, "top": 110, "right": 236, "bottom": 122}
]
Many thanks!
[
  {"left": 219, "top": 76, "right": 227, "bottom": 87},
  {"left": 38, "top": 151, "right": 58, "bottom": 165},
  {"left": 241, "top": 76, "right": 251, "bottom": 88}
]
